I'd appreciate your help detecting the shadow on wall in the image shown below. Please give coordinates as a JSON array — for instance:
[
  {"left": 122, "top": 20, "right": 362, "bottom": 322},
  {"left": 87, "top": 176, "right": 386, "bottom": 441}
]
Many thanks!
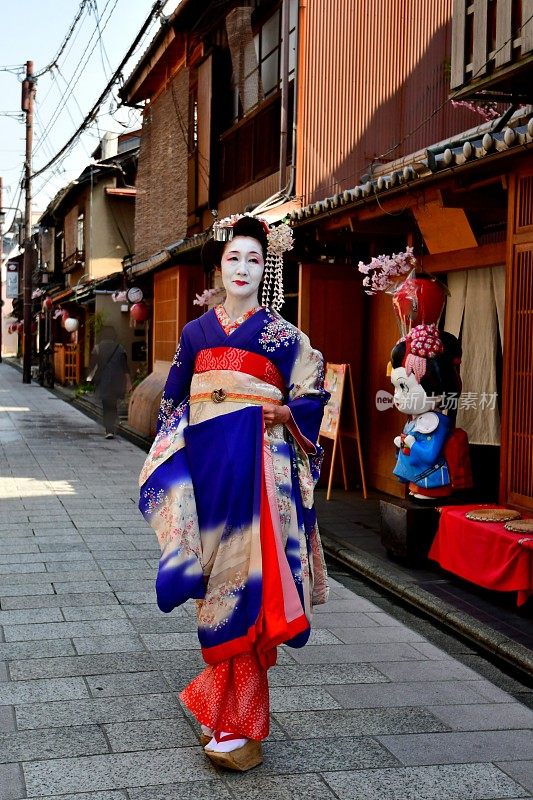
[{"left": 301, "top": 11, "right": 481, "bottom": 206}]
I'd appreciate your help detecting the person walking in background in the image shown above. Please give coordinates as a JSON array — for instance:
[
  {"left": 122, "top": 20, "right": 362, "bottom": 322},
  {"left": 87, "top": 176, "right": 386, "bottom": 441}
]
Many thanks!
[{"left": 88, "top": 326, "right": 130, "bottom": 439}]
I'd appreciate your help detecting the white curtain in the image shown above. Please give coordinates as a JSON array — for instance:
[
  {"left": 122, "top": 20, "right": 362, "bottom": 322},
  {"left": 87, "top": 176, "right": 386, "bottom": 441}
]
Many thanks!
[{"left": 444, "top": 266, "right": 505, "bottom": 446}]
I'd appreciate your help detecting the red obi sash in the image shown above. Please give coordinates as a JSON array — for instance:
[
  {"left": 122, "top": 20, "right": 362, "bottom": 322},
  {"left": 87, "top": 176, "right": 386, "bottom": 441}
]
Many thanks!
[{"left": 194, "top": 347, "right": 285, "bottom": 393}]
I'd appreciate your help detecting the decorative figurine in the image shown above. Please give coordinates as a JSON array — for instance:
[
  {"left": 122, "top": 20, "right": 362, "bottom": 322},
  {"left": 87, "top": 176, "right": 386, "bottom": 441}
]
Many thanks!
[{"left": 390, "top": 323, "right": 472, "bottom": 499}]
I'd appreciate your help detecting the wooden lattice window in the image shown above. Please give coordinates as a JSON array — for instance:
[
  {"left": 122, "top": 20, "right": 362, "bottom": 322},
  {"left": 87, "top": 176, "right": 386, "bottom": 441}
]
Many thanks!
[{"left": 502, "top": 171, "right": 533, "bottom": 509}]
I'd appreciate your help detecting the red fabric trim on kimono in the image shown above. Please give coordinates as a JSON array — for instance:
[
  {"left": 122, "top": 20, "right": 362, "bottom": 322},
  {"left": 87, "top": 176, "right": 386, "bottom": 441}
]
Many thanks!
[
  {"left": 200, "top": 419, "right": 309, "bottom": 668},
  {"left": 194, "top": 346, "right": 285, "bottom": 392},
  {"left": 179, "top": 651, "right": 270, "bottom": 740}
]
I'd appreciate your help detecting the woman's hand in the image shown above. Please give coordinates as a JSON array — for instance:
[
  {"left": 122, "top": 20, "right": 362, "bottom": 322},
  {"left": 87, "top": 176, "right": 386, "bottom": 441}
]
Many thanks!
[{"left": 263, "top": 403, "right": 291, "bottom": 427}]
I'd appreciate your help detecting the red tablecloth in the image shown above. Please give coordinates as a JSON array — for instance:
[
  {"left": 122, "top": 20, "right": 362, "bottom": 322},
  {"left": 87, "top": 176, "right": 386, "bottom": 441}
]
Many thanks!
[{"left": 429, "top": 505, "right": 533, "bottom": 606}]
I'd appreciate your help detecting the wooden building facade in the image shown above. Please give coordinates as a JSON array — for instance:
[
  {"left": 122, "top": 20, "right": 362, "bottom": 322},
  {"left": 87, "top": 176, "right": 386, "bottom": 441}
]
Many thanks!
[{"left": 120, "top": 0, "right": 477, "bottom": 437}]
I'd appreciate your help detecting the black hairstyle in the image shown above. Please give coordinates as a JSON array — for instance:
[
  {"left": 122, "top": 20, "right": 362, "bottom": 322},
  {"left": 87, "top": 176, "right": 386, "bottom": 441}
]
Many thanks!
[
  {"left": 201, "top": 216, "right": 269, "bottom": 274},
  {"left": 391, "top": 330, "right": 462, "bottom": 399}
]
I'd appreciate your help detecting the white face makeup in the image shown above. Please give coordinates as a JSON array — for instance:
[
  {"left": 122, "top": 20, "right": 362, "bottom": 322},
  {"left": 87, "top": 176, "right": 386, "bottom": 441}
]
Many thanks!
[
  {"left": 220, "top": 236, "right": 265, "bottom": 304},
  {"left": 390, "top": 366, "right": 442, "bottom": 415}
]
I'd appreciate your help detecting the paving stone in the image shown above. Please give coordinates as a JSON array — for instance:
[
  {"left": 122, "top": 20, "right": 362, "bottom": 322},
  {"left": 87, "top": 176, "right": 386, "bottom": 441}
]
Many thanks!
[
  {"left": 256, "top": 737, "right": 398, "bottom": 774},
  {"left": 430, "top": 703, "right": 533, "bottom": 731},
  {"left": 0, "top": 662, "right": 8, "bottom": 682},
  {"left": 140, "top": 632, "right": 201, "bottom": 651},
  {"left": 53, "top": 582, "right": 112, "bottom": 594},
  {"left": 16, "top": 693, "right": 181, "bottom": 730},
  {"left": 104, "top": 718, "right": 196, "bottom": 752},
  {"left": 378, "top": 729, "right": 533, "bottom": 766},
  {"left": 126, "top": 616, "right": 198, "bottom": 634},
  {"left": 0, "top": 639, "right": 77, "bottom": 660},
  {"left": 23, "top": 747, "right": 216, "bottom": 795},
  {"left": 221, "top": 773, "right": 337, "bottom": 799},
  {"left": 60, "top": 605, "right": 127, "bottom": 622},
  {"left": 1, "top": 582, "right": 55, "bottom": 598},
  {"left": 0, "top": 763, "right": 25, "bottom": 800},
  {"left": 0, "top": 592, "right": 117, "bottom": 610},
  {"left": 4, "top": 619, "right": 136, "bottom": 642},
  {"left": 0, "top": 561, "right": 46, "bottom": 575},
  {"left": 86, "top": 671, "right": 168, "bottom": 698},
  {"left": 114, "top": 592, "right": 156, "bottom": 605},
  {"left": 0, "top": 706, "right": 15, "bottom": 732},
  {"left": 0, "top": 542, "right": 40, "bottom": 554},
  {"left": 288, "top": 642, "right": 427, "bottom": 664},
  {"left": 273, "top": 707, "right": 449, "bottom": 738},
  {"left": 322, "top": 762, "right": 528, "bottom": 800},
  {"left": 325, "top": 680, "right": 510, "bottom": 709},
  {"left": 72, "top": 635, "right": 145, "bottom": 655},
  {"left": 22, "top": 793, "right": 127, "bottom": 800},
  {"left": 0, "top": 725, "right": 109, "bottom": 763},
  {"left": 372, "top": 659, "right": 482, "bottom": 682},
  {"left": 269, "top": 662, "right": 387, "bottom": 687},
  {"left": 497, "top": 761, "right": 533, "bottom": 795},
  {"left": 0, "top": 677, "right": 89, "bottom": 705},
  {"left": 269, "top": 686, "right": 340, "bottom": 712},
  {"left": 9, "top": 652, "right": 157, "bottom": 681},
  {"left": 0, "top": 609, "right": 64, "bottom": 626},
  {"left": 128, "top": 783, "right": 231, "bottom": 800},
  {"left": 325, "top": 626, "right": 428, "bottom": 644}
]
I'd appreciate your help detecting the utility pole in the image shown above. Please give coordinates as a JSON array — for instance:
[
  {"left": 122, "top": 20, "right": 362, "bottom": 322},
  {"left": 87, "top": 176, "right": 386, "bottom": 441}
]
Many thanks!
[
  {"left": 0, "top": 176, "right": 3, "bottom": 364},
  {"left": 21, "top": 60, "right": 35, "bottom": 384}
]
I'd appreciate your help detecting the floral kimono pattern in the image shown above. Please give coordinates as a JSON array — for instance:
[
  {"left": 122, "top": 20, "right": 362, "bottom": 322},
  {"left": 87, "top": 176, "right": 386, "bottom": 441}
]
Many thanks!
[{"left": 139, "top": 306, "right": 329, "bottom": 736}]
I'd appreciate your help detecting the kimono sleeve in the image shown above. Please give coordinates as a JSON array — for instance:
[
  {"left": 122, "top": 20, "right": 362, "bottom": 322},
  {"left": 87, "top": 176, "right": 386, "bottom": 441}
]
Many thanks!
[
  {"left": 286, "top": 332, "right": 330, "bottom": 455},
  {"left": 156, "top": 328, "right": 196, "bottom": 433}
]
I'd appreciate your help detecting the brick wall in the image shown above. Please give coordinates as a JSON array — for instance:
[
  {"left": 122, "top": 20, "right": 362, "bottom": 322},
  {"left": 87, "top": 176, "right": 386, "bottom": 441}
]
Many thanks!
[{"left": 134, "top": 68, "right": 190, "bottom": 263}]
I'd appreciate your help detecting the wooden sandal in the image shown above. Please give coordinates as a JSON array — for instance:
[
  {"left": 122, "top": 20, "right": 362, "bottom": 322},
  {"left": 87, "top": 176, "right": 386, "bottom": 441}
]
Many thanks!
[
  {"left": 204, "top": 732, "right": 263, "bottom": 772},
  {"left": 199, "top": 725, "right": 213, "bottom": 746}
]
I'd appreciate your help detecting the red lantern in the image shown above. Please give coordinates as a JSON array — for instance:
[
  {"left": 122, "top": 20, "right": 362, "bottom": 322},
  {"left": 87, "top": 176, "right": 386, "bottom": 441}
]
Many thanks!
[
  {"left": 42, "top": 297, "right": 53, "bottom": 311},
  {"left": 130, "top": 301, "right": 149, "bottom": 323},
  {"left": 392, "top": 272, "right": 449, "bottom": 336}
]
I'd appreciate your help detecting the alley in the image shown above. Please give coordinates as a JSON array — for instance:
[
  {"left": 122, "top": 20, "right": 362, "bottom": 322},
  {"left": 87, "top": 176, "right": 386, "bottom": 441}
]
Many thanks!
[{"left": 0, "top": 361, "right": 532, "bottom": 800}]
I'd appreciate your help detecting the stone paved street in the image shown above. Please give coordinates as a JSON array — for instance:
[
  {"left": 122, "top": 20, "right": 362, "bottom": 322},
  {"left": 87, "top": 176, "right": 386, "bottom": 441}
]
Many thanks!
[{"left": 0, "top": 362, "right": 532, "bottom": 800}]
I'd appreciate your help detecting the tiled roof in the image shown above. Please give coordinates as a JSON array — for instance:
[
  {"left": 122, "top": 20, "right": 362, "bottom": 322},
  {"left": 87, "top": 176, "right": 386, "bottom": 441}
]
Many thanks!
[{"left": 290, "top": 114, "right": 533, "bottom": 225}]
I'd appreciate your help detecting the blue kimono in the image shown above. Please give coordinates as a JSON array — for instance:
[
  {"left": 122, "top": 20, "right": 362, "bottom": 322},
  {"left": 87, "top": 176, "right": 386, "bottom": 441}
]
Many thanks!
[
  {"left": 393, "top": 410, "right": 452, "bottom": 489},
  {"left": 139, "top": 306, "right": 329, "bottom": 667}
]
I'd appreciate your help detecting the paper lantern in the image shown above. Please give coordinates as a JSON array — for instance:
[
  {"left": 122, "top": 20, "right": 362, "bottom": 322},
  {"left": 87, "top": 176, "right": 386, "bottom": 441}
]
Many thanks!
[
  {"left": 42, "top": 297, "right": 53, "bottom": 311},
  {"left": 130, "top": 301, "right": 149, "bottom": 323},
  {"left": 64, "top": 317, "right": 79, "bottom": 333},
  {"left": 127, "top": 286, "right": 144, "bottom": 304},
  {"left": 392, "top": 271, "right": 448, "bottom": 336}
]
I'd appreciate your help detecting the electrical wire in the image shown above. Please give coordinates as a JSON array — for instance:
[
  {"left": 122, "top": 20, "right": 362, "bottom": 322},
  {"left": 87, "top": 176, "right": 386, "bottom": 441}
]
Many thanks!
[
  {"left": 32, "top": 0, "right": 165, "bottom": 181},
  {"left": 91, "top": 0, "right": 114, "bottom": 78},
  {"left": 34, "top": 0, "right": 93, "bottom": 78},
  {"left": 33, "top": 0, "right": 118, "bottom": 156}
]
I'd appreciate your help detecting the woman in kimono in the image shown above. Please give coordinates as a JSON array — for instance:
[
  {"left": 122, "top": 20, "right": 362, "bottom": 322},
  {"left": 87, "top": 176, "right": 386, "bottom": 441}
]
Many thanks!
[{"left": 139, "top": 214, "right": 329, "bottom": 771}]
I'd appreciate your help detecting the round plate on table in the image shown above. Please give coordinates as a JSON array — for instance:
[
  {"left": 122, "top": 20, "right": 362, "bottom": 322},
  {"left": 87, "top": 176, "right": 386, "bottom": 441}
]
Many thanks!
[
  {"left": 465, "top": 508, "right": 521, "bottom": 523},
  {"left": 504, "top": 519, "right": 533, "bottom": 533}
]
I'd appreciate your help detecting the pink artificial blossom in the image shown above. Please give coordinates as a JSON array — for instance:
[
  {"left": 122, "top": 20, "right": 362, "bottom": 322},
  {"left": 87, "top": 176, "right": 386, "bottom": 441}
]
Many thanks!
[{"left": 357, "top": 246, "right": 416, "bottom": 294}]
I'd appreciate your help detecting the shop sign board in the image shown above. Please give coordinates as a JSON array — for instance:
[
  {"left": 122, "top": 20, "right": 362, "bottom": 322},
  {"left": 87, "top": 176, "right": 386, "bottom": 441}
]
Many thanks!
[{"left": 6, "top": 262, "right": 19, "bottom": 299}]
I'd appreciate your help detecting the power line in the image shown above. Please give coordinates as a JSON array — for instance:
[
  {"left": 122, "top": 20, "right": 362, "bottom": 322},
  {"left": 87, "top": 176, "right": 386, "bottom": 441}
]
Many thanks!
[
  {"left": 32, "top": 0, "right": 165, "bottom": 180},
  {"left": 33, "top": 0, "right": 118, "bottom": 156},
  {"left": 34, "top": 0, "right": 92, "bottom": 78},
  {"left": 91, "top": 0, "right": 114, "bottom": 78}
]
